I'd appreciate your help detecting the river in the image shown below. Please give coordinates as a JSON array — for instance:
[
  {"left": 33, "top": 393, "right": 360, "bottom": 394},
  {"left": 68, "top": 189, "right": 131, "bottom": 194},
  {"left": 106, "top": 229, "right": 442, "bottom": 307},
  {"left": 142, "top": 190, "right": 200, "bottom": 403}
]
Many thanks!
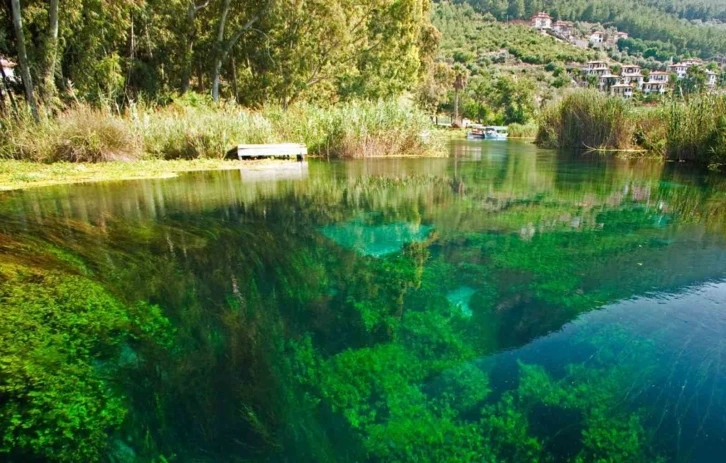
[{"left": 1, "top": 140, "right": 726, "bottom": 462}]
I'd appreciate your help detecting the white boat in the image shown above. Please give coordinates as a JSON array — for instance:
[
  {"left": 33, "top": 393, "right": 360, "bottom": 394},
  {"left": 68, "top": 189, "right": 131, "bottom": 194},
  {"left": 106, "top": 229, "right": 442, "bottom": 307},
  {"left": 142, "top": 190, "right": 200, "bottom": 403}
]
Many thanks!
[
  {"left": 466, "top": 125, "right": 508, "bottom": 140},
  {"left": 484, "top": 126, "right": 508, "bottom": 140}
]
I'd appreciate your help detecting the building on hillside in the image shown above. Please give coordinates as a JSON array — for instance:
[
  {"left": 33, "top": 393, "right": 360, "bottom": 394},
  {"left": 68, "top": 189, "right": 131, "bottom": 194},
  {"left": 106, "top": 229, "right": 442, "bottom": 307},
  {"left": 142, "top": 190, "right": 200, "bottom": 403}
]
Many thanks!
[
  {"left": 583, "top": 61, "right": 610, "bottom": 76},
  {"left": 553, "top": 21, "right": 574, "bottom": 36},
  {"left": 649, "top": 71, "right": 670, "bottom": 84},
  {"left": 706, "top": 70, "right": 718, "bottom": 87},
  {"left": 621, "top": 65, "right": 643, "bottom": 87},
  {"left": 668, "top": 63, "right": 690, "bottom": 79},
  {"left": 0, "top": 57, "right": 16, "bottom": 82},
  {"left": 643, "top": 81, "right": 667, "bottom": 95},
  {"left": 611, "top": 83, "right": 634, "bottom": 98},
  {"left": 616, "top": 31, "right": 629, "bottom": 41},
  {"left": 621, "top": 73, "right": 644, "bottom": 87},
  {"left": 599, "top": 74, "right": 619, "bottom": 90},
  {"left": 589, "top": 31, "right": 605, "bottom": 46},
  {"left": 530, "top": 12, "right": 552, "bottom": 30}
]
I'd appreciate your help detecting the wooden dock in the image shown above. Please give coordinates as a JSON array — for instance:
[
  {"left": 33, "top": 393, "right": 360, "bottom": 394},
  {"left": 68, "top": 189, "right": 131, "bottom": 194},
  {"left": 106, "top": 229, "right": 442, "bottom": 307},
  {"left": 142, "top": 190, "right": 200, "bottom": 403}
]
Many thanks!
[{"left": 234, "top": 143, "right": 307, "bottom": 161}]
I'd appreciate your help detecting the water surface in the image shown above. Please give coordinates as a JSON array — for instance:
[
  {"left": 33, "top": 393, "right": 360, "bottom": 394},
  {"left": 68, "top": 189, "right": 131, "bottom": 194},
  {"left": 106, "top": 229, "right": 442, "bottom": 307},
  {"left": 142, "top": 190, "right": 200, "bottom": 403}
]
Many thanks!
[{"left": 1, "top": 140, "right": 726, "bottom": 462}]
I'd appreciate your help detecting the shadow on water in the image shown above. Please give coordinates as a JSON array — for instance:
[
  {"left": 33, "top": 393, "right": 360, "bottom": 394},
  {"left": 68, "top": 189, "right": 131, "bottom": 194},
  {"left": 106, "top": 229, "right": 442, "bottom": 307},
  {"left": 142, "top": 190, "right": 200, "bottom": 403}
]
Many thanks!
[{"left": 1, "top": 139, "right": 726, "bottom": 461}]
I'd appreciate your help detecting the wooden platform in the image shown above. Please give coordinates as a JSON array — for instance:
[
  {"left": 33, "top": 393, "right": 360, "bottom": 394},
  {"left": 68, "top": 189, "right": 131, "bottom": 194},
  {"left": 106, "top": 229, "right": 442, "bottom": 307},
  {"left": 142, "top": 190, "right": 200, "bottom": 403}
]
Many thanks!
[{"left": 235, "top": 143, "right": 307, "bottom": 161}]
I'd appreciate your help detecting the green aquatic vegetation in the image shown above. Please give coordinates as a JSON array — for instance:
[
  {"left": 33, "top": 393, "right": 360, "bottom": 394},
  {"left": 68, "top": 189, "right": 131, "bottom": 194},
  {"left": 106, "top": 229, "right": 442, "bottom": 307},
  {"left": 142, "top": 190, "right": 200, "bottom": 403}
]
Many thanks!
[
  {"left": 514, "top": 329, "right": 663, "bottom": 463},
  {"left": 0, "top": 263, "right": 172, "bottom": 462}
]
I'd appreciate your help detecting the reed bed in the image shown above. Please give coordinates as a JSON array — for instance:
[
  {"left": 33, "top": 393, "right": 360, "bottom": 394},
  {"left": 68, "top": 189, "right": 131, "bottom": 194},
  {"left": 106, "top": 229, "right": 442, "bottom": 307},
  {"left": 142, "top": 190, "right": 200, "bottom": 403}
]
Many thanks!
[
  {"left": 0, "top": 97, "right": 442, "bottom": 162},
  {"left": 536, "top": 90, "right": 636, "bottom": 151},
  {"left": 536, "top": 90, "right": 726, "bottom": 168}
]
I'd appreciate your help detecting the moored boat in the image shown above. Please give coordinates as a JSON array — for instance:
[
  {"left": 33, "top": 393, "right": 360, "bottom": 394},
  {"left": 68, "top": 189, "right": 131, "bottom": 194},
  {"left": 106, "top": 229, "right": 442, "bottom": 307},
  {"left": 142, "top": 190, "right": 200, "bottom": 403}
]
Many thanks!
[
  {"left": 484, "top": 126, "right": 508, "bottom": 140},
  {"left": 466, "top": 125, "right": 508, "bottom": 140}
]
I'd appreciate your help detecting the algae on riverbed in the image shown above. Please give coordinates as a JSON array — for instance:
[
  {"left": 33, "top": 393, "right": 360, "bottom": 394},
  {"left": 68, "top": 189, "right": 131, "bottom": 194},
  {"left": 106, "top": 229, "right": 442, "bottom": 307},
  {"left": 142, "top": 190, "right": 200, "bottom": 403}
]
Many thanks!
[{"left": 1, "top": 144, "right": 725, "bottom": 461}]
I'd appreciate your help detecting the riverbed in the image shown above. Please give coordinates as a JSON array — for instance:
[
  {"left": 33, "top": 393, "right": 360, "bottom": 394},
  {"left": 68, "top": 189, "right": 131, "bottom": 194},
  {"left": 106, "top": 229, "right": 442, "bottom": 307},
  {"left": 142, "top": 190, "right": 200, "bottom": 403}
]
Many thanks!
[{"left": 1, "top": 140, "right": 725, "bottom": 462}]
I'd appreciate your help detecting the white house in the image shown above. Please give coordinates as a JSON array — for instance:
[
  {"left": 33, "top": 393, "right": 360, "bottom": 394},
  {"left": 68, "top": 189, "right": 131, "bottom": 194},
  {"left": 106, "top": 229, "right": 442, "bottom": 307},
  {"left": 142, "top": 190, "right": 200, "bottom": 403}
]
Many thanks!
[
  {"left": 621, "top": 65, "right": 643, "bottom": 87},
  {"left": 611, "top": 83, "right": 633, "bottom": 98},
  {"left": 649, "top": 71, "right": 670, "bottom": 84},
  {"left": 621, "top": 65, "right": 641, "bottom": 75},
  {"left": 643, "top": 81, "right": 667, "bottom": 95},
  {"left": 616, "top": 31, "right": 629, "bottom": 41},
  {"left": 590, "top": 31, "right": 605, "bottom": 45},
  {"left": 553, "top": 21, "right": 574, "bottom": 37},
  {"left": 583, "top": 61, "right": 610, "bottom": 76},
  {"left": 530, "top": 12, "right": 552, "bottom": 30},
  {"left": 0, "top": 57, "right": 16, "bottom": 82},
  {"left": 706, "top": 70, "right": 718, "bottom": 87},
  {"left": 668, "top": 63, "right": 690, "bottom": 79}
]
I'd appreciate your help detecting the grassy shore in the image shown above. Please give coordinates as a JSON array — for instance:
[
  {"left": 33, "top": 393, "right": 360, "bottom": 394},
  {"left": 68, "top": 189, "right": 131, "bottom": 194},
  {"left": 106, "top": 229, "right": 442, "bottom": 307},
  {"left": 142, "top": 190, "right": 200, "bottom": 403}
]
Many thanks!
[
  {"left": 0, "top": 96, "right": 443, "bottom": 164},
  {"left": 0, "top": 159, "right": 290, "bottom": 191}
]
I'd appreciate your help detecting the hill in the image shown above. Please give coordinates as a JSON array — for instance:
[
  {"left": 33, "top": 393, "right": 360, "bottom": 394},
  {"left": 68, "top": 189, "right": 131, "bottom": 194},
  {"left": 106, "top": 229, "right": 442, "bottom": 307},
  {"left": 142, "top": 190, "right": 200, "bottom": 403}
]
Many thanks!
[
  {"left": 461, "top": 0, "right": 726, "bottom": 58},
  {"left": 430, "top": 2, "right": 597, "bottom": 126}
]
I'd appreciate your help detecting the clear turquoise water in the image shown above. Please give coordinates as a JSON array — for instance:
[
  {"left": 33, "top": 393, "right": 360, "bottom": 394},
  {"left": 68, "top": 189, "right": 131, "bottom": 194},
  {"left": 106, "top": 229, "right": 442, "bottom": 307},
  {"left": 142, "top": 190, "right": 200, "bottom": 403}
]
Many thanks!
[{"left": 1, "top": 140, "right": 726, "bottom": 462}]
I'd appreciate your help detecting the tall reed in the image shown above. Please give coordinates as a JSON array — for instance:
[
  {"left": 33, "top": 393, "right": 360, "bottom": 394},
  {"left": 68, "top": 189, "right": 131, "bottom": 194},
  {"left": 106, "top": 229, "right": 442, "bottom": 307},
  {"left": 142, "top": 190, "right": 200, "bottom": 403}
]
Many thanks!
[
  {"left": 536, "top": 90, "right": 635, "bottom": 151},
  {"left": 0, "top": 97, "right": 441, "bottom": 162},
  {"left": 665, "top": 96, "right": 726, "bottom": 164}
]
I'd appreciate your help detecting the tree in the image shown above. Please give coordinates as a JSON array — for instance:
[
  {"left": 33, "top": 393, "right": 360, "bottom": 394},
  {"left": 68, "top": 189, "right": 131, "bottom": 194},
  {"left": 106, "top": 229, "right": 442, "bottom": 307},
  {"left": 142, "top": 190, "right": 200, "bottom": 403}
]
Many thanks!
[
  {"left": 508, "top": 0, "right": 525, "bottom": 19},
  {"left": 681, "top": 65, "right": 707, "bottom": 95},
  {"left": 39, "top": 0, "right": 59, "bottom": 102},
  {"left": 10, "top": 0, "right": 38, "bottom": 120},
  {"left": 416, "top": 61, "right": 454, "bottom": 117},
  {"left": 452, "top": 63, "right": 469, "bottom": 126}
]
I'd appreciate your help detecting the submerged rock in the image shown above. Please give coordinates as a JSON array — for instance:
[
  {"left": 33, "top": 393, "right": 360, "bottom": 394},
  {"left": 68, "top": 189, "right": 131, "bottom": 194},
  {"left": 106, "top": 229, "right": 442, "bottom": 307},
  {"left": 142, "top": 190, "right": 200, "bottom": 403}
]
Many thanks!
[
  {"left": 446, "top": 286, "right": 477, "bottom": 317},
  {"left": 107, "top": 439, "right": 136, "bottom": 463},
  {"left": 319, "top": 218, "right": 432, "bottom": 257}
]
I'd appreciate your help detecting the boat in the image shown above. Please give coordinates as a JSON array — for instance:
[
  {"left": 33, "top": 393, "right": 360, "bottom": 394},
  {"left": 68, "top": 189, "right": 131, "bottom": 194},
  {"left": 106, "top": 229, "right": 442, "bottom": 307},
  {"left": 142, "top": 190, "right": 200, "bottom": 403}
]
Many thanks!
[{"left": 466, "top": 125, "right": 508, "bottom": 140}]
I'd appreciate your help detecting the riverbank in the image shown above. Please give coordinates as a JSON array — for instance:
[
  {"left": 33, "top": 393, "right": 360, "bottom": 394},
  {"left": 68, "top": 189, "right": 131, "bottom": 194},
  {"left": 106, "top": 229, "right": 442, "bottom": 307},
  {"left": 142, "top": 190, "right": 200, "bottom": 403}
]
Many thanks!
[
  {"left": 0, "top": 159, "right": 284, "bottom": 191},
  {"left": 0, "top": 97, "right": 444, "bottom": 164},
  {"left": 536, "top": 90, "right": 726, "bottom": 169}
]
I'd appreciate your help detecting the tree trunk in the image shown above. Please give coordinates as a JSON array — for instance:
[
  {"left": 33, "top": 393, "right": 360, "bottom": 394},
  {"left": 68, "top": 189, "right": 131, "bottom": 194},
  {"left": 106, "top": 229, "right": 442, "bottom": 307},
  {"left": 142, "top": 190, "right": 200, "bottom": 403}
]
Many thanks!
[
  {"left": 454, "top": 89, "right": 460, "bottom": 126},
  {"left": 212, "top": 0, "right": 232, "bottom": 103},
  {"left": 212, "top": 0, "right": 258, "bottom": 103},
  {"left": 231, "top": 55, "right": 239, "bottom": 103},
  {"left": 10, "top": 0, "right": 38, "bottom": 121},
  {"left": 40, "top": 0, "right": 59, "bottom": 102}
]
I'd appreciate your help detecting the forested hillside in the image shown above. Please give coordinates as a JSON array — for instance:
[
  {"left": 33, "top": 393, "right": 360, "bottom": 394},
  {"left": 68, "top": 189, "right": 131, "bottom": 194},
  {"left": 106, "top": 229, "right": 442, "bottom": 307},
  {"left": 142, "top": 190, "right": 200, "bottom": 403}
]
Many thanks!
[
  {"left": 430, "top": 2, "right": 596, "bottom": 126},
  {"left": 461, "top": 0, "right": 726, "bottom": 58}
]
